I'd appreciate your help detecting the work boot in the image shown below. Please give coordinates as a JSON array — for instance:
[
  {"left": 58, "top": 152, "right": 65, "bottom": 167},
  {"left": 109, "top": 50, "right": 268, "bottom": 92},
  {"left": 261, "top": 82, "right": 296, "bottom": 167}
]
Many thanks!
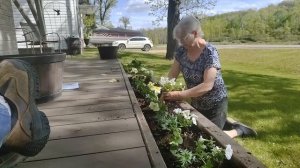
[{"left": 0, "top": 59, "right": 50, "bottom": 156}]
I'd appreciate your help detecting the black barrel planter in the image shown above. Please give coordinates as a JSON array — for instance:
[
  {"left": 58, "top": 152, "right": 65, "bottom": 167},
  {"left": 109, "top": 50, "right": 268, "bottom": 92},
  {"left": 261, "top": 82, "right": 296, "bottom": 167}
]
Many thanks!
[
  {"left": 0, "top": 53, "right": 66, "bottom": 104},
  {"left": 97, "top": 46, "right": 118, "bottom": 59}
]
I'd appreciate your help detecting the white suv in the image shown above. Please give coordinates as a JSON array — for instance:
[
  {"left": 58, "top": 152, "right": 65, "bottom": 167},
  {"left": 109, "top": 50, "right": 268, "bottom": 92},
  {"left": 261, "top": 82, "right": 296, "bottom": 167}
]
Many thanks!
[{"left": 112, "top": 36, "right": 153, "bottom": 51}]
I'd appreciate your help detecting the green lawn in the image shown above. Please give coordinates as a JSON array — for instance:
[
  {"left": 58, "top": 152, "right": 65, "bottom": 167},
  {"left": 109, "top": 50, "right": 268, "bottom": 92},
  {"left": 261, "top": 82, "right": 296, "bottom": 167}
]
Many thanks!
[{"left": 76, "top": 47, "right": 300, "bottom": 168}]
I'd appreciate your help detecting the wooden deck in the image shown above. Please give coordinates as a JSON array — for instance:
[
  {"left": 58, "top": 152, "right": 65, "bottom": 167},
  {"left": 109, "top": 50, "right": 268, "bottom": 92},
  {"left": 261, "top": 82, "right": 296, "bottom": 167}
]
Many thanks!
[{"left": 16, "top": 59, "right": 163, "bottom": 168}]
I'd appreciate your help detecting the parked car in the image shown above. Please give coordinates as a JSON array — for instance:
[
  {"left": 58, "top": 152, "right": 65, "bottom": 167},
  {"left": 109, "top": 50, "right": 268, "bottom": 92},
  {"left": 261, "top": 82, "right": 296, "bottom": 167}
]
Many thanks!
[{"left": 112, "top": 36, "right": 154, "bottom": 51}]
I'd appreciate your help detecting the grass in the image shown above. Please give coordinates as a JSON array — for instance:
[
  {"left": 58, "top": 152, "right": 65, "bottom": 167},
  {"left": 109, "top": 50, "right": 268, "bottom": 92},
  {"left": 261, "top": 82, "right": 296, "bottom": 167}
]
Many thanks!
[{"left": 75, "top": 47, "right": 300, "bottom": 168}]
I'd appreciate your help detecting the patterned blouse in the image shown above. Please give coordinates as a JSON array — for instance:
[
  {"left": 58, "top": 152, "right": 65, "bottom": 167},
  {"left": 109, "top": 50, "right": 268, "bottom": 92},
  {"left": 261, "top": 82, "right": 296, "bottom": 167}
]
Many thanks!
[{"left": 175, "top": 43, "right": 227, "bottom": 110}]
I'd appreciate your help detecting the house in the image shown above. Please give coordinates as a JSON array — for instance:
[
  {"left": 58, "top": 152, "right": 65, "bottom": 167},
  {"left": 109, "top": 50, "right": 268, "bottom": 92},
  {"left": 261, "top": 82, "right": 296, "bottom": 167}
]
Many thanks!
[
  {"left": 0, "top": 1, "right": 18, "bottom": 55},
  {"left": 12, "top": 0, "right": 82, "bottom": 53}
]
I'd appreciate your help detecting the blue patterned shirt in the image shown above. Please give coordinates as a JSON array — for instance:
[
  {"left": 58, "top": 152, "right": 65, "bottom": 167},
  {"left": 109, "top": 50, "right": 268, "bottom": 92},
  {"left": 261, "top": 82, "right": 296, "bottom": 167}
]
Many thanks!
[{"left": 175, "top": 43, "right": 227, "bottom": 110}]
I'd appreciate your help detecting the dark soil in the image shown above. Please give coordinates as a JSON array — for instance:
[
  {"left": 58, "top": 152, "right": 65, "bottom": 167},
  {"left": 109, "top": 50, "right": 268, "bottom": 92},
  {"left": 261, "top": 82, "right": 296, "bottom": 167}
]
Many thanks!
[{"left": 136, "top": 95, "right": 209, "bottom": 168}]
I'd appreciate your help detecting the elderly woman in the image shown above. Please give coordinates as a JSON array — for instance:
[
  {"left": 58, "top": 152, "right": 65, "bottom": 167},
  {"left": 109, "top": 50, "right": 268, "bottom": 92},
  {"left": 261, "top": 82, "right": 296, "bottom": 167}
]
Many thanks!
[{"left": 162, "top": 16, "right": 257, "bottom": 138}]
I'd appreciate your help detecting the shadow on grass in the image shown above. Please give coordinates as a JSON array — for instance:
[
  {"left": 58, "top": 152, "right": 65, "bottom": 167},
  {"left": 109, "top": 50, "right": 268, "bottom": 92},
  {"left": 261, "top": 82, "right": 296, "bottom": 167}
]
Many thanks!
[{"left": 223, "top": 70, "right": 300, "bottom": 140}]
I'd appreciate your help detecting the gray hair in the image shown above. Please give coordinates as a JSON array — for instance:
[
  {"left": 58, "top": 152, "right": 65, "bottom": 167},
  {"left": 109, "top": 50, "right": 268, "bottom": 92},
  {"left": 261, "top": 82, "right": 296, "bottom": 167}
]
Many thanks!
[{"left": 173, "top": 16, "right": 203, "bottom": 43}]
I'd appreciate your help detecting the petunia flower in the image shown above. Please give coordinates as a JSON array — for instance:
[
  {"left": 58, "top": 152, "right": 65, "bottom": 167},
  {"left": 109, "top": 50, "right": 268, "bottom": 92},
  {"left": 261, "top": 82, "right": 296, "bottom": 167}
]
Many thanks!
[
  {"left": 225, "top": 144, "right": 233, "bottom": 160},
  {"left": 149, "top": 102, "right": 160, "bottom": 111},
  {"left": 173, "top": 108, "right": 182, "bottom": 114}
]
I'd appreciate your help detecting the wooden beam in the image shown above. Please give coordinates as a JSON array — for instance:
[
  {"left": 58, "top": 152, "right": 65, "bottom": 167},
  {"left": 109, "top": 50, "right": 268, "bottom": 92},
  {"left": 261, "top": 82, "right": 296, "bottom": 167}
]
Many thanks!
[
  {"left": 12, "top": 0, "right": 41, "bottom": 39},
  {"left": 34, "top": 0, "right": 46, "bottom": 41}
]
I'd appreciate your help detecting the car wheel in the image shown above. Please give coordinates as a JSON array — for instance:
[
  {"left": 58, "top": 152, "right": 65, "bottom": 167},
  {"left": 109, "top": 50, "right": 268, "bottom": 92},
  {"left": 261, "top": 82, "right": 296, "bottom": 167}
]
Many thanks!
[
  {"left": 143, "top": 44, "right": 151, "bottom": 52},
  {"left": 118, "top": 44, "right": 126, "bottom": 51}
]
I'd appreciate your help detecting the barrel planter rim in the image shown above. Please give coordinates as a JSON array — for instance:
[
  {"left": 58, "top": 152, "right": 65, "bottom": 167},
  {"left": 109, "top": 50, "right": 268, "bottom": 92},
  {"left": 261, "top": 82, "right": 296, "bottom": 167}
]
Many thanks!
[
  {"left": 0, "top": 53, "right": 66, "bottom": 104},
  {"left": 0, "top": 53, "right": 66, "bottom": 64}
]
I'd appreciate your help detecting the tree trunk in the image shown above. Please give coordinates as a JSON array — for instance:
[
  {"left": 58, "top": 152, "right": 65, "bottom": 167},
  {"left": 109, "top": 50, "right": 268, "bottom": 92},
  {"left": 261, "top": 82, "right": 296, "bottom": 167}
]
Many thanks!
[{"left": 166, "top": 0, "right": 180, "bottom": 60}]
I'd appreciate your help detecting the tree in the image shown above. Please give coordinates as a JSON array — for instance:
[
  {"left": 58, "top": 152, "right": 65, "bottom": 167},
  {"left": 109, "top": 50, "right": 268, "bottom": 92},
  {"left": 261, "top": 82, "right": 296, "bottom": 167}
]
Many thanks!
[
  {"left": 146, "top": 0, "right": 216, "bottom": 59},
  {"left": 83, "top": 14, "right": 96, "bottom": 39},
  {"left": 93, "top": 0, "right": 118, "bottom": 25},
  {"left": 119, "top": 16, "right": 130, "bottom": 29}
]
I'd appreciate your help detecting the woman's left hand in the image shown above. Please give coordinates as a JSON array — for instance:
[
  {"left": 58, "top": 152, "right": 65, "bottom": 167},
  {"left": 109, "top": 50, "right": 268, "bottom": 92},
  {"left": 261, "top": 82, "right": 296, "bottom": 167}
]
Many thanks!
[{"left": 162, "top": 91, "right": 183, "bottom": 101}]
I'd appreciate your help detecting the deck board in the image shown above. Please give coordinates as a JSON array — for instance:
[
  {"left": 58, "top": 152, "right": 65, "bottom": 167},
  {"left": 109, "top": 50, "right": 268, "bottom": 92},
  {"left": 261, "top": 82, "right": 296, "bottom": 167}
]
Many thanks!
[
  {"left": 43, "top": 101, "right": 132, "bottom": 116},
  {"left": 17, "top": 147, "right": 151, "bottom": 168},
  {"left": 13, "top": 59, "right": 157, "bottom": 168},
  {"left": 27, "top": 130, "right": 145, "bottom": 161},
  {"left": 48, "top": 109, "right": 134, "bottom": 126},
  {"left": 49, "top": 118, "right": 139, "bottom": 140}
]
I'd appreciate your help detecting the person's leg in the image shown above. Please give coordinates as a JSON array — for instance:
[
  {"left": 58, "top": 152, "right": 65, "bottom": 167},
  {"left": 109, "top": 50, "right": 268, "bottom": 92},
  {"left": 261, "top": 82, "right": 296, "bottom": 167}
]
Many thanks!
[
  {"left": 196, "top": 98, "right": 256, "bottom": 138},
  {"left": 0, "top": 96, "right": 11, "bottom": 148},
  {"left": 0, "top": 59, "right": 50, "bottom": 157},
  {"left": 199, "top": 97, "right": 228, "bottom": 129}
]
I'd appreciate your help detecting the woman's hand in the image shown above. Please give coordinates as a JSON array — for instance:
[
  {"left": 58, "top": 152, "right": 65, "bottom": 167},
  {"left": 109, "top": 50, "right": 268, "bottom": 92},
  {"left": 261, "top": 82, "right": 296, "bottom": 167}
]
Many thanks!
[
  {"left": 192, "top": 37, "right": 206, "bottom": 49},
  {"left": 161, "top": 91, "right": 183, "bottom": 101}
]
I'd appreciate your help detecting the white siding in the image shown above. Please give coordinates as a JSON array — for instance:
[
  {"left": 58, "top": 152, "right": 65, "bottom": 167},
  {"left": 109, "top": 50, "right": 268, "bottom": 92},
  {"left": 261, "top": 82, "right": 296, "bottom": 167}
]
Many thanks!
[
  {"left": 12, "top": 0, "right": 80, "bottom": 50},
  {"left": 0, "top": 0, "right": 18, "bottom": 55}
]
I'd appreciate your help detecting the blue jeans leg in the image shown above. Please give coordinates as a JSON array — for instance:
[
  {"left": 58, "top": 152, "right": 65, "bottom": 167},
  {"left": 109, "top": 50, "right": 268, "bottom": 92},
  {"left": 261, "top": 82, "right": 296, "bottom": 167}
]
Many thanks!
[{"left": 0, "top": 100, "right": 11, "bottom": 148}]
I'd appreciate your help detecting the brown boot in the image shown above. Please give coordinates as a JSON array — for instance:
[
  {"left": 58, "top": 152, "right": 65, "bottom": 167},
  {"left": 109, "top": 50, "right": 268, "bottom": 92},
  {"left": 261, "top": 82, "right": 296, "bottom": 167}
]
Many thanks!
[{"left": 0, "top": 59, "right": 50, "bottom": 156}]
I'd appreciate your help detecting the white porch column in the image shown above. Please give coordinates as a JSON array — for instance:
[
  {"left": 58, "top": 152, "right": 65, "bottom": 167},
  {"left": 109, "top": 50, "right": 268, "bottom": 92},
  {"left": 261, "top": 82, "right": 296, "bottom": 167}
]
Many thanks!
[{"left": 0, "top": 1, "right": 18, "bottom": 55}]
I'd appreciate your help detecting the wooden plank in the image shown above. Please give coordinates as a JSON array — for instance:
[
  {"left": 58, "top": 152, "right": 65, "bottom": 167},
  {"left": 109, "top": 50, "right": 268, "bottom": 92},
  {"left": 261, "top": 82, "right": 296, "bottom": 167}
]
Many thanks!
[
  {"left": 38, "top": 95, "right": 130, "bottom": 109},
  {"left": 63, "top": 74, "right": 123, "bottom": 82},
  {"left": 54, "top": 91, "right": 128, "bottom": 101},
  {"left": 49, "top": 118, "right": 139, "bottom": 140},
  {"left": 61, "top": 84, "right": 126, "bottom": 92},
  {"left": 119, "top": 63, "right": 167, "bottom": 168},
  {"left": 72, "top": 82, "right": 125, "bottom": 90},
  {"left": 17, "top": 147, "right": 151, "bottom": 168},
  {"left": 42, "top": 101, "right": 132, "bottom": 116},
  {"left": 60, "top": 86, "right": 127, "bottom": 96},
  {"left": 62, "top": 77, "right": 124, "bottom": 84},
  {"left": 27, "top": 130, "right": 145, "bottom": 161},
  {"left": 48, "top": 109, "right": 134, "bottom": 126}
]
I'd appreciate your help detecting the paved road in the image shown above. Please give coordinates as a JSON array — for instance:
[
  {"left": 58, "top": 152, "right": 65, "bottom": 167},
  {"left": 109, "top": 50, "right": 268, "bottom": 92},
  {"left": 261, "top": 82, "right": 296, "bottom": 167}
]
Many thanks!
[
  {"left": 214, "top": 44, "right": 300, "bottom": 49},
  {"left": 147, "top": 44, "right": 300, "bottom": 54}
]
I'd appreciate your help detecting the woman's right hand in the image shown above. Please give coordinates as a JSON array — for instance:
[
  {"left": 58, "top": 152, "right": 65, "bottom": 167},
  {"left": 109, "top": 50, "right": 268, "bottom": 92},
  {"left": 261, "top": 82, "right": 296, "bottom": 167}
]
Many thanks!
[{"left": 161, "top": 91, "right": 183, "bottom": 101}]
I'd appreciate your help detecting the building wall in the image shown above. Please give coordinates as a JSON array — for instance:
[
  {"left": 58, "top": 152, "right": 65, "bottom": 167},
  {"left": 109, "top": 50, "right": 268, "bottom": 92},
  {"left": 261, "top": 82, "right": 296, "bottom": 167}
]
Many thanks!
[
  {"left": 12, "top": 0, "right": 80, "bottom": 50},
  {"left": 0, "top": 1, "right": 18, "bottom": 55}
]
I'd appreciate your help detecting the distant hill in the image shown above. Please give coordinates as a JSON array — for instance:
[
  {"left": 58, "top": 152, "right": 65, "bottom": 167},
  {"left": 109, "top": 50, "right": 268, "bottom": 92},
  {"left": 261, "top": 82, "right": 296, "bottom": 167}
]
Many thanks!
[
  {"left": 201, "top": 0, "right": 300, "bottom": 43},
  {"left": 143, "top": 0, "right": 300, "bottom": 45}
]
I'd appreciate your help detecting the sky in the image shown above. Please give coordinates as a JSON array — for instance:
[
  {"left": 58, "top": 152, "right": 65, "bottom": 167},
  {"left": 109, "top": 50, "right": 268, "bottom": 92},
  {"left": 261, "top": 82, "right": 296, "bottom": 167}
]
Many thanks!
[{"left": 105, "top": 0, "right": 284, "bottom": 30}]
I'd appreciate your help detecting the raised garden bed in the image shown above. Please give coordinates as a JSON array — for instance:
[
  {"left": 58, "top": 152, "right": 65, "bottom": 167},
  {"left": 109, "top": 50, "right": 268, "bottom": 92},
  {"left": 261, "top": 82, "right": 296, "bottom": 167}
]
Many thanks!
[{"left": 120, "top": 60, "right": 266, "bottom": 168}]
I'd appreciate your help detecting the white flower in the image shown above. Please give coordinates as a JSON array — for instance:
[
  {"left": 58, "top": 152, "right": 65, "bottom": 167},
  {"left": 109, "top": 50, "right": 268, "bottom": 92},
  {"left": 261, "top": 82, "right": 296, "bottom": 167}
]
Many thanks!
[
  {"left": 199, "top": 136, "right": 205, "bottom": 142},
  {"left": 190, "top": 114, "right": 198, "bottom": 125},
  {"left": 173, "top": 108, "right": 182, "bottom": 114},
  {"left": 149, "top": 102, "right": 160, "bottom": 111},
  {"left": 225, "top": 144, "right": 233, "bottom": 160},
  {"left": 159, "top": 77, "right": 169, "bottom": 86},
  {"left": 169, "top": 78, "right": 176, "bottom": 85},
  {"left": 159, "top": 77, "right": 176, "bottom": 86},
  {"left": 140, "top": 67, "right": 147, "bottom": 72},
  {"left": 147, "top": 82, "right": 161, "bottom": 95},
  {"left": 130, "top": 68, "right": 138, "bottom": 74},
  {"left": 181, "top": 110, "right": 191, "bottom": 119}
]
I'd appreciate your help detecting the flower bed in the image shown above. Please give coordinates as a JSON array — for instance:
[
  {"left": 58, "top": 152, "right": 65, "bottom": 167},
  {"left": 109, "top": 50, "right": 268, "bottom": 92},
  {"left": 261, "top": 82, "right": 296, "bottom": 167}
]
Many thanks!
[{"left": 122, "top": 59, "right": 265, "bottom": 168}]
